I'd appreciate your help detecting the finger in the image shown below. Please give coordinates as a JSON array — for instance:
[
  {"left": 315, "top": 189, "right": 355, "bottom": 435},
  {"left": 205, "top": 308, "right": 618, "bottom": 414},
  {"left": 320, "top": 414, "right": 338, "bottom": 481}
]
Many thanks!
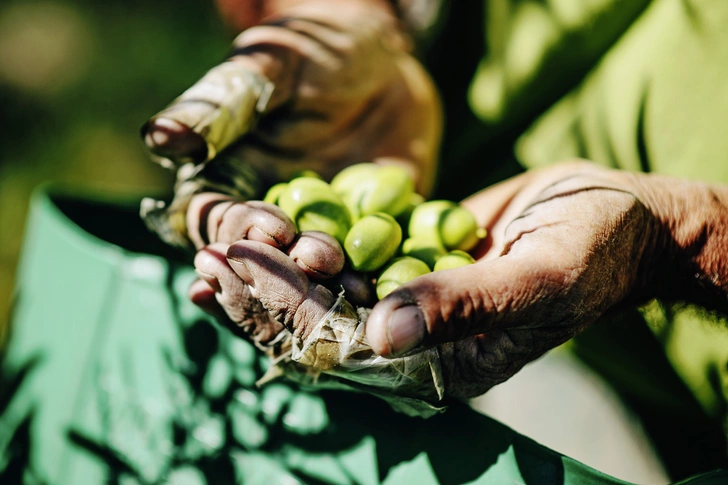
[
  {"left": 226, "top": 240, "right": 336, "bottom": 339},
  {"left": 142, "top": 55, "right": 283, "bottom": 166},
  {"left": 186, "top": 192, "right": 234, "bottom": 249},
  {"left": 216, "top": 200, "right": 297, "bottom": 247},
  {"left": 286, "top": 231, "right": 345, "bottom": 280},
  {"left": 365, "top": 255, "right": 573, "bottom": 358},
  {"left": 187, "top": 193, "right": 297, "bottom": 249},
  {"left": 194, "top": 243, "right": 285, "bottom": 343},
  {"left": 188, "top": 278, "right": 227, "bottom": 321},
  {"left": 142, "top": 117, "right": 208, "bottom": 166}
]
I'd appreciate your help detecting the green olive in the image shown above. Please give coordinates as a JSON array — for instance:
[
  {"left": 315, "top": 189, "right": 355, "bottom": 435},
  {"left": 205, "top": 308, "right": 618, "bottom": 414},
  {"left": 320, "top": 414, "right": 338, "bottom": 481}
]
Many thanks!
[
  {"left": 408, "top": 200, "right": 485, "bottom": 251},
  {"left": 332, "top": 163, "right": 414, "bottom": 219},
  {"left": 263, "top": 182, "right": 288, "bottom": 205},
  {"left": 376, "top": 257, "right": 431, "bottom": 300},
  {"left": 330, "top": 163, "right": 380, "bottom": 194},
  {"left": 433, "top": 250, "right": 476, "bottom": 271},
  {"left": 290, "top": 169, "right": 323, "bottom": 180},
  {"left": 440, "top": 206, "right": 486, "bottom": 252},
  {"left": 401, "top": 237, "right": 446, "bottom": 269},
  {"left": 356, "top": 165, "right": 414, "bottom": 218},
  {"left": 277, "top": 177, "right": 352, "bottom": 243},
  {"left": 408, "top": 200, "right": 453, "bottom": 244},
  {"left": 344, "top": 213, "right": 402, "bottom": 272}
]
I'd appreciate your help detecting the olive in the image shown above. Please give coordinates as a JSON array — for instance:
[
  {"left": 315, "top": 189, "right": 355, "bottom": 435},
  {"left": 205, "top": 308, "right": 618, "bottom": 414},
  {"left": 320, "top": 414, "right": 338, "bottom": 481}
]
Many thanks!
[
  {"left": 324, "top": 267, "right": 376, "bottom": 307},
  {"left": 376, "top": 257, "right": 431, "bottom": 300},
  {"left": 433, "top": 250, "right": 476, "bottom": 271},
  {"left": 263, "top": 182, "right": 288, "bottom": 204},
  {"left": 353, "top": 166, "right": 415, "bottom": 218},
  {"left": 400, "top": 237, "right": 446, "bottom": 269},
  {"left": 330, "top": 163, "right": 380, "bottom": 194},
  {"left": 440, "top": 207, "right": 486, "bottom": 252},
  {"left": 408, "top": 200, "right": 485, "bottom": 251},
  {"left": 344, "top": 213, "right": 402, "bottom": 272},
  {"left": 407, "top": 200, "right": 453, "bottom": 244},
  {"left": 332, "top": 163, "right": 414, "bottom": 219},
  {"left": 277, "top": 177, "right": 351, "bottom": 243}
]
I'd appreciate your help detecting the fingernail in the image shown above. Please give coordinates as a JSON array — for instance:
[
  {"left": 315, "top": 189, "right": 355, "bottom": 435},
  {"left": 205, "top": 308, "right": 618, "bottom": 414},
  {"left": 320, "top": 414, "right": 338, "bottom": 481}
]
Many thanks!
[
  {"left": 226, "top": 247, "right": 254, "bottom": 286},
  {"left": 143, "top": 117, "right": 207, "bottom": 163},
  {"left": 387, "top": 305, "right": 426, "bottom": 356},
  {"left": 247, "top": 225, "right": 279, "bottom": 247}
]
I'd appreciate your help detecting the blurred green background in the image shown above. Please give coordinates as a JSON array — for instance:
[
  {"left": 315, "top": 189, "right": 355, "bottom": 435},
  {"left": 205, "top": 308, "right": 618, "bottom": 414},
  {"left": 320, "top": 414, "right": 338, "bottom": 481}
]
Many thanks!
[{"left": 0, "top": 0, "right": 237, "bottom": 343}]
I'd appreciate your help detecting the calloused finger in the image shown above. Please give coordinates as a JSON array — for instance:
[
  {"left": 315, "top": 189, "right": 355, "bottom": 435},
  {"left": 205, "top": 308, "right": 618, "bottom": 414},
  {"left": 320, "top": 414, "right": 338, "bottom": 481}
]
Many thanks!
[
  {"left": 226, "top": 240, "right": 336, "bottom": 339},
  {"left": 194, "top": 243, "right": 285, "bottom": 345},
  {"left": 187, "top": 193, "right": 297, "bottom": 249},
  {"left": 142, "top": 58, "right": 279, "bottom": 166},
  {"left": 188, "top": 278, "right": 228, "bottom": 321},
  {"left": 286, "top": 231, "right": 345, "bottom": 280}
]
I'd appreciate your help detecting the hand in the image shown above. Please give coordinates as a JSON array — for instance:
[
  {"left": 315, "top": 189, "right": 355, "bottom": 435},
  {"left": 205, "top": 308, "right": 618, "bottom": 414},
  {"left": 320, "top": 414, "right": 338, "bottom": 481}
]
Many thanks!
[
  {"left": 143, "top": 0, "right": 440, "bottom": 346},
  {"left": 187, "top": 193, "right": 351, "bottom": 349},
  {"left": 143, "top": 0, "right": 441, "bottom": 193},
  {"left": 198, "top": 160, "right": 728, "bottom": 401},
  {"left": 363, "top": 160, "right": 728, "bottom": 398}
]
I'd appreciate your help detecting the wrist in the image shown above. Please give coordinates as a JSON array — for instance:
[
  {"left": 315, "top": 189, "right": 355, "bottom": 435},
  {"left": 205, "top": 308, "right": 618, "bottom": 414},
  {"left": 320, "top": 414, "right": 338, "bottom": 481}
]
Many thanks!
[{"left": 632, "top": 172, "right": 728, "bottom": 311}]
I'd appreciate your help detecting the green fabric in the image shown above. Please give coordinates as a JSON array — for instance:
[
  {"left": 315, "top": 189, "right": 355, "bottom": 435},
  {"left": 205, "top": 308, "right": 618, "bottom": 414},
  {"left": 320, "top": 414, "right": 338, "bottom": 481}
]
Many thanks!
[
  {"left": 469, "top": 0, "right": 651, "bottom": 131},
  {"left": 4, "top": 187, "right": 674, "bottom": 484},
  {"left": 468, "top": 0, "right": 728, "bottom": 476}
]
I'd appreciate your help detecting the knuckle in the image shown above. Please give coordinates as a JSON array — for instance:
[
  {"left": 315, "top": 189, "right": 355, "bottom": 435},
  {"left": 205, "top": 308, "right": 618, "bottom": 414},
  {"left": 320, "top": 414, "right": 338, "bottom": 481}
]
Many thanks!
[{"left": 187, "top": 193, "right": 233, "bottom": 248}]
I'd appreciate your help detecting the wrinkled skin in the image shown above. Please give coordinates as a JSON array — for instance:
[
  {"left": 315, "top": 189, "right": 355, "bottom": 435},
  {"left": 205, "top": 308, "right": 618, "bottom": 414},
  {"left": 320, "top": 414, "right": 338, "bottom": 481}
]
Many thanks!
[
  {"left": 146, "top": 0, "right": 441, "bottom": 193},
  {"left": 154, "top": 1, "right": 728, "bottom": 401},
  {"left": 190, "top": 161, "right": 681, "bottom": 399},
  {"left": 150, "top": 0, "right": 439, "bottom": 352}
]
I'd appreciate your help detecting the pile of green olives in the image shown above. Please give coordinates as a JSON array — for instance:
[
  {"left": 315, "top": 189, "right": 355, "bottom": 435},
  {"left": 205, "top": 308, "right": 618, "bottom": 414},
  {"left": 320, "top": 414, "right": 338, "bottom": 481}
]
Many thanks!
[{"left": 263, "top": 163, "right": 486, "bottom": 302}]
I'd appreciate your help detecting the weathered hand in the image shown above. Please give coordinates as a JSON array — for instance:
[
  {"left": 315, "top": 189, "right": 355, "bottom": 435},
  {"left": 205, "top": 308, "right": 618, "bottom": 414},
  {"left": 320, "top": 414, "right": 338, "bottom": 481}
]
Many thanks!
[
  {"left": 204, "top": 161, "right": 653, "bottom": 398},
  {"left": 187, "top": 193, "right": 350, "bottom": 350},
  {"left": 365, "top": 161, "right": 658, "bottom": 398},
  {"left": 189, "top": 160, "right": 728, "bottom": 401},
  {"left": 143, "top": 0, "right": 440, "bottom": 193},
  {"left": 365, "top": 160, "right": 728, "bottom": 398}
]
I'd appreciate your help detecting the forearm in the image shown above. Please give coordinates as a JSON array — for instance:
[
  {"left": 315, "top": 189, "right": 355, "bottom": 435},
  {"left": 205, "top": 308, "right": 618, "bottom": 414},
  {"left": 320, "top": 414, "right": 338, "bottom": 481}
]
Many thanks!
[
  {"left": 214, "top": 0, "right": 399, "bottom": 32},
  {"left": 213, "top": 0, "right": 446, "bottom": 51},
  {"left": 636, "top": 173, "right": 728, "bottom": 312}
]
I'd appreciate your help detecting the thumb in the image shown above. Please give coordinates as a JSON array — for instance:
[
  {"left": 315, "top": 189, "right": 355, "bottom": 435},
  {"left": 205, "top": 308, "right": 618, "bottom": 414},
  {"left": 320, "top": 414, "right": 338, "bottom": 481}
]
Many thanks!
[{"left": 366, "top": 256, "right": 547, "bottom": 357}]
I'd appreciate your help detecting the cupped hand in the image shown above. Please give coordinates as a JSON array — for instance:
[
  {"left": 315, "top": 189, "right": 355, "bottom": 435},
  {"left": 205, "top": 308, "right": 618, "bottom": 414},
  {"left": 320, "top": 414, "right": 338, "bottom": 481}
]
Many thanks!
[
  {"left": 143, "top": 0, "right": 441, "bottom": 193},
  {"left": 188, "top": 158, "right": 728, "bottom": 401},
  {"left": 199, "top": 161, "right": 670, "bottom": 400},
  {"left": 366, "top": 160, "right": 662, "bottom": 397},
  {"left": 187, "top": 192, "right": 350, "bottom": 348}
]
